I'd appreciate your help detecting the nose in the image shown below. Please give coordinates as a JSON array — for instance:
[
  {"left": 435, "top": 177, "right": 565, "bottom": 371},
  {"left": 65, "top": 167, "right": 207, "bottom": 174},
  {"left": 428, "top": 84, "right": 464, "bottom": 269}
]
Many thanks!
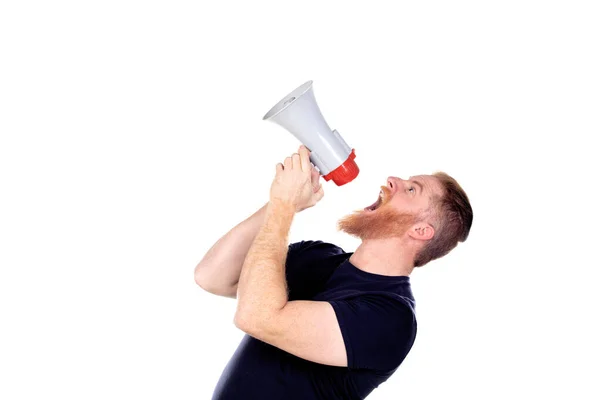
[{"left": 387, "top": 176, "right": 401, "bottom": 194}]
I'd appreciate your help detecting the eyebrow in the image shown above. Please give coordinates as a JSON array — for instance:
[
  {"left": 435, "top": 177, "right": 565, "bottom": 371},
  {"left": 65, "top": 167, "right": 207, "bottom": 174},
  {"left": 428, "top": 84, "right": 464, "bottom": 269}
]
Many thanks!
[{"left": 408, "top": 177, "right": 424, "bottom": 195}]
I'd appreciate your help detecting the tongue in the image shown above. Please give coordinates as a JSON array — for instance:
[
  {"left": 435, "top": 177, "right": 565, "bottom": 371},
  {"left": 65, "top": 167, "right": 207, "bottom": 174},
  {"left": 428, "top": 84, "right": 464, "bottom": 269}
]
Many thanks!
[{"left": 365, "top": 196, "right": 382, "bottom": 211}]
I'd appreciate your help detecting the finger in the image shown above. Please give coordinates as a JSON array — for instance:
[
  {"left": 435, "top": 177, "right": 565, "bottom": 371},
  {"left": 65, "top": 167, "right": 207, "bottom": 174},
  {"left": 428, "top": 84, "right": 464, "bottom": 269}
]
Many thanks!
[
  {"left": 311, "top": 167, "right": 320, "bottom": 187},
  {"left": 284, "top": 156, "right": 293, "bottom": 169},
  {"left": 316, "top": 184, "right": 324, "bottom": 200},
  {"left": 314, "top": 184, "right": 325, "bottom": 203},
  {"left": 276, "top": 163, "right": 284, "bottom": 173},
  {"left": 291, "top": 152, "right": 300, "bottom": 170},
  {"left": 311, "top": 165, "right": 320, "bottom": 179},
  {"left": 298, "top": 145, "right": 310, "bottom": 172}
]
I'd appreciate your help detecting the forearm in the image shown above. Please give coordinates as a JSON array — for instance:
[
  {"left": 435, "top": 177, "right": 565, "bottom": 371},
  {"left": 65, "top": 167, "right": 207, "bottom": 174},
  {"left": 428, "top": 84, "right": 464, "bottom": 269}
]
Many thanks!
[
  {"left": 235, "top": 200, "right": 295, "bottom": 326},
  {"left": 194, "top": 202, "right": 269, "bottom": 292}
]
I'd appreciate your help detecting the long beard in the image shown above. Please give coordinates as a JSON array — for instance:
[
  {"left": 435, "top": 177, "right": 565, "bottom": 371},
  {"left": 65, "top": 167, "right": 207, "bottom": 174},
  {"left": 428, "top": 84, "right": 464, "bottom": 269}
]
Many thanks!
[{"left": 337, "top": 204, "right": 417, "bottom": 240}]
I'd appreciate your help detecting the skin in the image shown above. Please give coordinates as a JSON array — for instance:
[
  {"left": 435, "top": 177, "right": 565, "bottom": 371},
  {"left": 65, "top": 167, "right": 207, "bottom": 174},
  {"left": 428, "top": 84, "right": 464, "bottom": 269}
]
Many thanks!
[
  {"left": 339, "top": 173, "right": 444, "bottom": 277},
  {"left": 234, "top": 145, "right": 442, "bottom": 367}
]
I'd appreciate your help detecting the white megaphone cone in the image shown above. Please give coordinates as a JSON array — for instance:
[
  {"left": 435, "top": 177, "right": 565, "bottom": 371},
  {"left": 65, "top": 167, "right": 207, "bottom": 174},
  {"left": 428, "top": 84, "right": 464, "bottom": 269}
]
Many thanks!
[{"left": 263, "top": 81, "right": 359, "bottom": 186}]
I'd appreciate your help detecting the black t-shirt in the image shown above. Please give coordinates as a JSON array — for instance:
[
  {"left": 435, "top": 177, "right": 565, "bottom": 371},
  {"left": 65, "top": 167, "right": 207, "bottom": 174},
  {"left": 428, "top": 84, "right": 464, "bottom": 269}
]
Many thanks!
[{"left": 211, "top": 240, "right": 418, "bottom": 400}]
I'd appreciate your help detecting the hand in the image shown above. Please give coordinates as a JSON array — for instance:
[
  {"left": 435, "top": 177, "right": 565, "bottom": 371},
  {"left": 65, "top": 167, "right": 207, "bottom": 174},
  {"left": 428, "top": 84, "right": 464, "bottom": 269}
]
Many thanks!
[{"left": 270, "top": 145, "right": 325, "bottom": 213}]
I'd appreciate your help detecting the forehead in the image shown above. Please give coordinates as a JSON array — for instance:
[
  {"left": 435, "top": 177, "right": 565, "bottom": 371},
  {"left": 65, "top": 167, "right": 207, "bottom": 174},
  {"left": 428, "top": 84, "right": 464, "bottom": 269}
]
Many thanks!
[{"left": 409, "top": 174, "right": 442, "bottom": 197}]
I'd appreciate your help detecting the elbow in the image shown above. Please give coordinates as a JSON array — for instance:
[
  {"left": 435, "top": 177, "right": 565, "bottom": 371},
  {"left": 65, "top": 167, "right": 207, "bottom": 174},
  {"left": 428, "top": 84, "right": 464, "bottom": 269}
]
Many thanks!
[
  {"left": 234, "top": 309, "right": 261, "bottom": 336},
  {"left": 233, "top": 312, "right": 247, "bottom": 331},
  {"left": 194, "top": 264, "right": 208, "bottom": 289},
  {"left": 194, "top": 264, "right": 216, "bottom": 293},
  {"left": 194, "top": 265, "right": 237, "bottom": 298},
  {"left": 234, "top": 308, "right": 277, "bottom": 339},
  {"left": 233, "top": 306, "right": 252, "bottom": 330},
  {"left": 194, "top": 275, "right": 209, "bottom": 292}
]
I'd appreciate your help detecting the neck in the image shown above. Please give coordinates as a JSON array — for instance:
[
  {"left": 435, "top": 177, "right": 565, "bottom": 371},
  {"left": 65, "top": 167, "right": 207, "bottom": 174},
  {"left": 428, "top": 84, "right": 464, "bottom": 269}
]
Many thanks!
[{"left": 349, "top": 237, "right": 415, "bottom": 277}]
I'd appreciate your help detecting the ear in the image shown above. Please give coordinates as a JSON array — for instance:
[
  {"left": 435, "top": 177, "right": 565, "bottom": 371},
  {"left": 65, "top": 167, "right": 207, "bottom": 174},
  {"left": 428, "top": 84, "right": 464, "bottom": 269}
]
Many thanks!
[{"left": 408, "top": 223, "right": 435, "bottom": 241}]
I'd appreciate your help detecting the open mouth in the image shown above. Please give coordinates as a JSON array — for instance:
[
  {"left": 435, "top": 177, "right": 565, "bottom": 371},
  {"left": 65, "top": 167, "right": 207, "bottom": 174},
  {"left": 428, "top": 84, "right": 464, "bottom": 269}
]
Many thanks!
[{"left": 364, "top": 186, "right": 387, "bottom": 212}]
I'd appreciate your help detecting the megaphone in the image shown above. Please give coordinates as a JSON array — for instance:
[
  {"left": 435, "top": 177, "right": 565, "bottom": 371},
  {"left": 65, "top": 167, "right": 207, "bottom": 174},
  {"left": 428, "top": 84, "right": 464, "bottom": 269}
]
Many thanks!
[{"left": 263, "top": 81, "right": 359, "bottom": 186}]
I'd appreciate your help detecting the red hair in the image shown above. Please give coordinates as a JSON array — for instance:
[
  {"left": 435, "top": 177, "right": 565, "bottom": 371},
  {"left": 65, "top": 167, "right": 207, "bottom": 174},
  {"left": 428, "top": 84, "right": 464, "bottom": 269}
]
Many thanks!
[{"left": 414, "top": 171, "right": 473, "bottom": 267}]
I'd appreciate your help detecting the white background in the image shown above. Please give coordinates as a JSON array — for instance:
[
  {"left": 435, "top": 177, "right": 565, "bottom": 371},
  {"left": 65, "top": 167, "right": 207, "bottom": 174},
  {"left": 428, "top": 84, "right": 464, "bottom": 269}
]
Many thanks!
[{"left": 1, "top": 1, "right": 599, "bottom": 399}]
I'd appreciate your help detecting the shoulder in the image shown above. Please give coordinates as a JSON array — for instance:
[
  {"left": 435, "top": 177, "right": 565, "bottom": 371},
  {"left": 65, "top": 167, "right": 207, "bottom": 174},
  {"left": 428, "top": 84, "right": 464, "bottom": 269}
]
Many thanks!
[
  {"left": 328, "top": 293, "right": 417, "bottom": 370},
  {"left": 288, "top": 240, "right": 345, "bottom": 255},
  {"left": 333, "top": 292, "right": 416, "bottom": 324},
  {"left": 286, "top": 240, "right": 346, "bottom": 265}
]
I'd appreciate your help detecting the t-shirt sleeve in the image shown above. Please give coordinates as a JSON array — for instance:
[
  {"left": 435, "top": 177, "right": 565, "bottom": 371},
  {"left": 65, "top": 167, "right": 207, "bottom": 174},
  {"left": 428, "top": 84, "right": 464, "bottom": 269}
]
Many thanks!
[
  {"left": 328, "top": 294, "right": 417, "bottom": 371},
  {"left": 284, "top": 240, "right": 345, "bottom": 300}
]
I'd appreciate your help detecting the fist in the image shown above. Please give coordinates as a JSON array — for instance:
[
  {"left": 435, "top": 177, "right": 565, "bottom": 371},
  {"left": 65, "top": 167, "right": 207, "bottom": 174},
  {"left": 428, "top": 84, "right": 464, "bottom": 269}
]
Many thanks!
[{"left": 270, "top": 145, "right": 325, "bottom": 213}]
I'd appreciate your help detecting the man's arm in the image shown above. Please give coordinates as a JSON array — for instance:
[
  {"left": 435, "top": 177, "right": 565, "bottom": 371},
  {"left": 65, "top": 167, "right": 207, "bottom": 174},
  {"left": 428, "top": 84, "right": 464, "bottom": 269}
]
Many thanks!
[
  {"left": 234, "top": 200, "right": 347, "bottom": 367},
  {"left": 194, "top": 160, "right": 322, "bottom": 298},
  {"left": 194, "top": 202, "right": 269, "bottom": 298}
]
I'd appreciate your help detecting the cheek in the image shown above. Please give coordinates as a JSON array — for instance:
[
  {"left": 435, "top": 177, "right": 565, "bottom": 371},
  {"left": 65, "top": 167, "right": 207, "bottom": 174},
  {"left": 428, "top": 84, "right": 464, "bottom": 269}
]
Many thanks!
[
  {"left": 388, "top": 197, "right": 420, "bottom": 214},
  {"left": 386, "top": 198, "right": 404, "bottom": 210}
]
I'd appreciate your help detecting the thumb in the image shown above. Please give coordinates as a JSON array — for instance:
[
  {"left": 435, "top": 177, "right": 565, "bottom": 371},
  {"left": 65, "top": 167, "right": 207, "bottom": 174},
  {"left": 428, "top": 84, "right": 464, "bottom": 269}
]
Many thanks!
[
  {"left": 315, "top": 184, "right": 325, "bottom": 201},
  {"left": 311, "top": 167, "right": 320, "bottom": 189}
]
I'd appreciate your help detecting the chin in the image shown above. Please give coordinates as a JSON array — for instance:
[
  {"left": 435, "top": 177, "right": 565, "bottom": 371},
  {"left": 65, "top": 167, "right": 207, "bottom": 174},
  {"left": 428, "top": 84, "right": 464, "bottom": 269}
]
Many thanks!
[{"left": 337, "top": 204, "right": 417, "bottom": 240}]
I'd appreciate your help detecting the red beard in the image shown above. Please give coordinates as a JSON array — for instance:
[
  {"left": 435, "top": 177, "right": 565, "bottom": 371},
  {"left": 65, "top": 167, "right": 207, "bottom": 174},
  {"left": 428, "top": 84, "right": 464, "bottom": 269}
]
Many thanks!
[{"left": 337, "top": 203, "right": 418, "bottom": 240}]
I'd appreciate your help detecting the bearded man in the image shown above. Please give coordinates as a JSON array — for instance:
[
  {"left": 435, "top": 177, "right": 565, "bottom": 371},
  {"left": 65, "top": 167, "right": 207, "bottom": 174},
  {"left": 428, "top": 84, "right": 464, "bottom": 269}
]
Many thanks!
[{"left": 195, "top": 145, "right": 473, "bottom": 399}]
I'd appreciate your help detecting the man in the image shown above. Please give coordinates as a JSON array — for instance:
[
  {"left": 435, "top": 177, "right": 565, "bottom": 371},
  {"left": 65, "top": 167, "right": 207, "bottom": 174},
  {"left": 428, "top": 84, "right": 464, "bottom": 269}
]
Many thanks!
[{"left": 195, "top": 145, "right": 473, "bottom": 399}]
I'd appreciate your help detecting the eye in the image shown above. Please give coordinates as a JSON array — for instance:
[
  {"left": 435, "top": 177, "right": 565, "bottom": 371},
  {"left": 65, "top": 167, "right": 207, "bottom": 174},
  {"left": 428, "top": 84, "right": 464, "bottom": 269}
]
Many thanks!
[{"left": 407, "top": 187, "right": 415, "bottom": 194}]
